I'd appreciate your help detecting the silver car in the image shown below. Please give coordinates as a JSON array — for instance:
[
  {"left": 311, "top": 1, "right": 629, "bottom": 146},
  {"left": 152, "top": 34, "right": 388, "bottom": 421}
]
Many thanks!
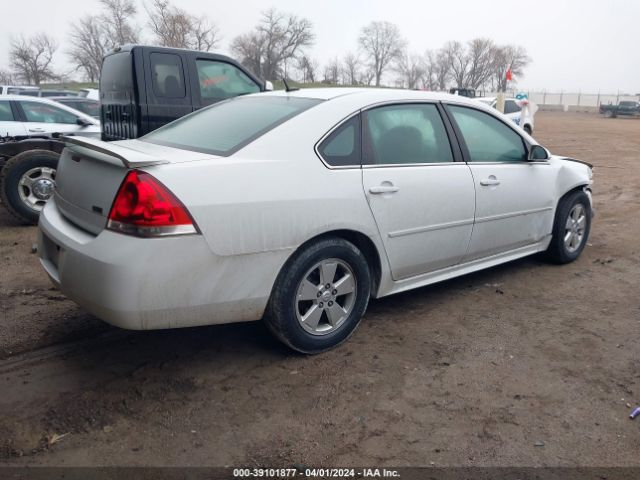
[{"left": 38, "top": 88, "right": 593, "bottom": 353}]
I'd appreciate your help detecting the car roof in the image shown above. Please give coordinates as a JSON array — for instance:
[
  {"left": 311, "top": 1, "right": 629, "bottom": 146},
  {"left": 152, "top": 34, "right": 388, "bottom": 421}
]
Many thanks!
[
  {"left": 2, "top": 95, "right": 68, "bottom": 102},
  {"left": 0, "top": 85, "right": 39, "bottom": 90},
  {"left": 106, "top": 43, "right": 239, "bottom": 62},
  {"left": 257, "top": 87, "right": 482, "bottom": 105},
  {"left": 50, "top": 96, "right": 96, "bottom": 102}
]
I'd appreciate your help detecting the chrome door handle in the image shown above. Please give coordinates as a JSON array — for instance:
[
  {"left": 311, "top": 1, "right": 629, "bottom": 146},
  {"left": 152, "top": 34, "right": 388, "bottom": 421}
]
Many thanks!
[
  {"left": 369, "top": 185, "right": 399, "bottom": 194},
  {"left": 480, "top": 176, "right": 500, "bottom": 186},
  {"left": 29, "top": 128, "right": 45, "bottom": 132}
]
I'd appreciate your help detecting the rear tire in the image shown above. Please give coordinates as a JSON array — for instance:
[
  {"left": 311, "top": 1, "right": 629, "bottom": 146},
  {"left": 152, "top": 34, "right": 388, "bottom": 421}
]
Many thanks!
[
  {"left": 604, "top": 110, "right": 615, "bottom": 118},
  {"left": 546, "top": 190, "right": 591, "bottom": 264},
  {"left": 0, "top": 150, "right": 59, "bottom": 225},
  {"left": 264, "top": 238, "right": 371, "bottom": 354}
]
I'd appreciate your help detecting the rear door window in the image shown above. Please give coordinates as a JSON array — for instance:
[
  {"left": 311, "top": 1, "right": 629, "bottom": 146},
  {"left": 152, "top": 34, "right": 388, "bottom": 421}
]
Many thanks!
[
  {"left": 0, "top": 101, "right": 15, "bottom": 121},
  {"left": 196, "top": 60, "right": 260, "bottom": 104},
  {"left": 19, "top": 101, "right": 78, "bottom": 124},
  {"left": 363, "top": 104, "right": 454, "bottom": 165},
  {"left": 150, "top": 53, "right": 186, "bottom": 99}
]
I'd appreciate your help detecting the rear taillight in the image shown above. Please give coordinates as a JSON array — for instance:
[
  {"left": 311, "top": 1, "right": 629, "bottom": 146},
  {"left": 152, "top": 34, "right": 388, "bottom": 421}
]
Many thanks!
[{"left": 107, "top": 170, "right": 198, "bottom": 237}]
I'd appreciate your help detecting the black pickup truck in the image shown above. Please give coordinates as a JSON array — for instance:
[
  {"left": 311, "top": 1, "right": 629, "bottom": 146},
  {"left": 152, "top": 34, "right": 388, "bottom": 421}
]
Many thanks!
[
  {"left": 0, "top": 45, "right": 269, "bottom": 224},
  {"left": 100, "top": 44, "right": 269, "bottom": 140},
  {"left": 599, "top": 100, "right": 640, "bottom": 118}
]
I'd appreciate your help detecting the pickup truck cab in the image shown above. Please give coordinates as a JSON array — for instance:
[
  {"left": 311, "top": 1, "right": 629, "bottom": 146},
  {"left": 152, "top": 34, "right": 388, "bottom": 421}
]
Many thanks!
[{"left": 100, "top": 44, "right": 269, "bottom": 141}]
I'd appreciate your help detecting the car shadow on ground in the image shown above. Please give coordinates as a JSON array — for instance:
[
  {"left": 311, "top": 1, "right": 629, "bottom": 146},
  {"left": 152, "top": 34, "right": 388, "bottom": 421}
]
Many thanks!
[{"left": 31, "top": 253, "right": 547, "bottom": 374}]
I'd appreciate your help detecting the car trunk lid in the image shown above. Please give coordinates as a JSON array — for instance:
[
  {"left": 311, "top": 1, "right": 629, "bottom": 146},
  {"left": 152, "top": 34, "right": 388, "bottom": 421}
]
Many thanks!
[{"left": 54, "top": 137, "right": 170, "bottom": 235}]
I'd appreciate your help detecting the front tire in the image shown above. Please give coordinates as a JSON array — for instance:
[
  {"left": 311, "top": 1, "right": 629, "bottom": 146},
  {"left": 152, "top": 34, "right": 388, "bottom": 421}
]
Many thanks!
[
  {"left": 0, "top": 150, "right": 59, "bottom": 225},
  {"left": 265, "top": 238, "right": 371, "bottom": 354},
  {"left": 546, "top": 190, "right": 591, "bottom": 264}
]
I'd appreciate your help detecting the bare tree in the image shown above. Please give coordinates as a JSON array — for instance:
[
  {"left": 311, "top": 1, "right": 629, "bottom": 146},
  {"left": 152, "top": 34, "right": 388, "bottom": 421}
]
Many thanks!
[
  {"left": 10, "top": 34, "right": 58, "bottom": 85},
  {"left": 361, "top": 67, "right": 376, "bottom": 86},
  {"left": 147, "top": 0, "right": 219, "bottom": 51},
  {"left": 0, "top": 69, "right": 16, "bottom": 84},
  {"left": 465, "top": 38, "right": 495, "bottom": 89},
  {"left": 427, "top": 49, "right": 451, "bottom": 91},
  {"left": 492, "top": 45, "right": 531, "bottom": 92},
  {"left": 442, "top": 40, "right": 470, "bottom": 89},
  {"left": 341, "top": 52, "right": 361, "bottom": 85},
  {"left": 296, "top": 55, "right": 318, "bottom": 83},
  {"left": 395, "top": 50, "right": 425, "bottom": 89},
  {"left": 232, "top": 32, "right": 264, "bottom": 78},
  {"left": 358, "top": 21, "right": 405, "bottom": 87},
  {"left": 231, "top": 8, "right": 314, "bottom": 80},
  {"left": 68, "top": 16, "right": 107, "bottom": 82},
  {"left": 100, "top": 0, "right": 138, "bottom": 47},
  {"left": 322, "top": 58, "right": 341, "bottom": 85}
]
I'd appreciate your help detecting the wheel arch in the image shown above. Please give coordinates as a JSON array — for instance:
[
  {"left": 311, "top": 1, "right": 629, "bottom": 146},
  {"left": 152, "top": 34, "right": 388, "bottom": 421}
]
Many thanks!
[
  {"left": 554, "top": 183, "right": 592, "bottom": 221},
  {"left": 559, "top": 183, "right": 591, "bottom": 205},
  {"left": 280, "top": 229, "right": 384, "bottom": 299}
]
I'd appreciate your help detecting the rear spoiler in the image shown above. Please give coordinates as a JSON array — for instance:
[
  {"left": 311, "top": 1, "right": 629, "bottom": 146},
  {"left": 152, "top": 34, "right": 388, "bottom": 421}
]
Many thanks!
[{"left": 64, "top": 136, "right": 168, "bottom": 168}]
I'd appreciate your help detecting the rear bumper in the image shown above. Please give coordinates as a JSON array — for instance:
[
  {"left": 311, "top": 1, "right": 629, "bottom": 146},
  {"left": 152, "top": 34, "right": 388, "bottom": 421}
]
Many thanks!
[{"left": 37, "top": 200, "right": 283, "bottom": 330}]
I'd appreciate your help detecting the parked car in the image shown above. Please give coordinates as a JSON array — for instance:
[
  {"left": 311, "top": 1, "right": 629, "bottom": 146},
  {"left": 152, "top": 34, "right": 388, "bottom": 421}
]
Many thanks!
[
  {"left": 0, "top": 95, "right": 100, "bottom": 223},
  {"left": 38, "top": 88, "right": 593, "bottom": 353},
  {"left": 0, "top": 95, "right": 99, "bottom": 138},
  {"left": 78, "top": 88, "right": 100, "bottom": 101},
  {"left": 476, "top": 97, "right": 535, "bottom": 134},
  {"left": 100, "top": 44, "right": 271, "bottom": 141},
  {"left": 599, "top": 101, "right": 640, "bottom": 118},
  {"left": 449, "top": 87, "right": 476, "bottom": 98},
  {"left": 0, "top": 85, "right": 39, "bottom": 96},
  {"left": 50, "top": 97, "right": 100, "bottom": 119}
]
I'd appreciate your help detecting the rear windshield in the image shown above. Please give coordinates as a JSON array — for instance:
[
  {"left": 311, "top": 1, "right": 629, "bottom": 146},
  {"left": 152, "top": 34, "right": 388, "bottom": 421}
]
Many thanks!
[
  {"left": 100, "top": 52, "right": 133, "bottom": 93},
  {"left": 142, "top": 96, "right": 322, "bottom": 156}
]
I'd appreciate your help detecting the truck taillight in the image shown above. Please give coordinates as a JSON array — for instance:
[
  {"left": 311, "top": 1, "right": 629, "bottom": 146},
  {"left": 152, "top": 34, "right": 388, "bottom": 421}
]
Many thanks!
[{"left": 107, "top": 170, "right": 198, "bottom": 237}]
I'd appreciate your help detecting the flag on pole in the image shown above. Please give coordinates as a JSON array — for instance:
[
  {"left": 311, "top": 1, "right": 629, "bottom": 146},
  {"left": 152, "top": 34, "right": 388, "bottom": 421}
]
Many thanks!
[{"left": 506, "top": 67, "right": 513, "bottom": 81}]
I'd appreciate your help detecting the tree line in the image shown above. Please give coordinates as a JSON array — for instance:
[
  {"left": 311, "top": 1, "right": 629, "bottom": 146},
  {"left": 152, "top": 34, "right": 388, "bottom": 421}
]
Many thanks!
[{"left": 0, "top": 0, "right": 530, "bottom": 91}]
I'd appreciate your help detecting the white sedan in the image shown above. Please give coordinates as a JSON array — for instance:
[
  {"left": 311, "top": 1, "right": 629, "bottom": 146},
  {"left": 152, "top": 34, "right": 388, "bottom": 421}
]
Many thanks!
[
  {"left": 0, "top": 95, "right": 100, "bottom": 138},
  {"left": 38, "top": 88, "right": 593, "bottom": 353}
]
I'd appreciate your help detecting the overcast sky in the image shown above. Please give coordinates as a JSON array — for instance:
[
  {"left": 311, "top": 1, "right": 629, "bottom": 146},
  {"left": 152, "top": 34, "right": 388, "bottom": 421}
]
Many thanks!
[{"left": 1, "top": 0, "right": 638, "bottom": 93}]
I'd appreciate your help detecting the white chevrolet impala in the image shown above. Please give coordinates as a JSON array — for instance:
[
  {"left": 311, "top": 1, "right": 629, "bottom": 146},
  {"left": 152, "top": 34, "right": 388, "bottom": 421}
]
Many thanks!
[{"left": 38, "top": 88, "right": 593, "bottom": 353}]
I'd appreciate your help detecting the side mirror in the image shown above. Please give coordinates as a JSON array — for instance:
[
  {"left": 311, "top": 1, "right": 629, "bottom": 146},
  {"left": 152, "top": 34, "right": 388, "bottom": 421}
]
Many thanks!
[
  {"left": 528, "top": 145, "right": 549, "bottom": 161},
  {"left": 264, "top": 80, "right": 274, "bottom": 91},
  {"left": 76, "top": 117, "right": 92, "bottom": 127}
]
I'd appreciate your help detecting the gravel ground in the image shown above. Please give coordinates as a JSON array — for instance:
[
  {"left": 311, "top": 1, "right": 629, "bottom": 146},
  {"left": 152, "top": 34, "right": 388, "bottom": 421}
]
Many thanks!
[{"left": 0, "top": 111, "right": 639, "bottom": 467}]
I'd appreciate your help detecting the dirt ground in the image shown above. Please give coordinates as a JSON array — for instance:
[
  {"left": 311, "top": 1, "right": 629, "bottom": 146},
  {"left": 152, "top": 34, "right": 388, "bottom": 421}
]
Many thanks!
[{"left": 0, "top": 111, "right": 639, "bottom": 468}]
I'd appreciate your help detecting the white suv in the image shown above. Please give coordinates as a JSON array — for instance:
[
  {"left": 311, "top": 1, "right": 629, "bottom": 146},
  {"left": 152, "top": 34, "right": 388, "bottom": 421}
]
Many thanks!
[{"left": 0, "top": 95, "right": 100, "bottom": 139}]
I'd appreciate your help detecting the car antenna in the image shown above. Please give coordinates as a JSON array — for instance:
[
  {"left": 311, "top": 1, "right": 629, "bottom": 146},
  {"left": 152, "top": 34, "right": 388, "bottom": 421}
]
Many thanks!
[{"left": 283, "top": 78, "right": 299, "bottom": 92}]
